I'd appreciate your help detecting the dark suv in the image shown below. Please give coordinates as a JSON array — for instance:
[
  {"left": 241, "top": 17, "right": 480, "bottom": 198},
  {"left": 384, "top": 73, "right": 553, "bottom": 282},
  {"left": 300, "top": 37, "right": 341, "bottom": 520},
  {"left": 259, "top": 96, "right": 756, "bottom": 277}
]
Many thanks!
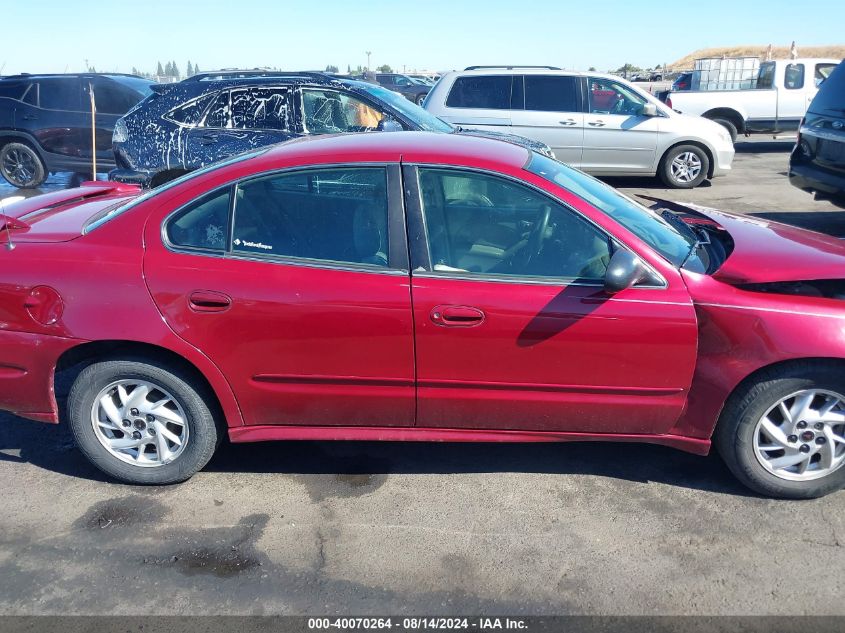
[
  {"left": 111, "top": 71, "right": 551, "bottom": 187},
  {"left": 372, "top": 73, "right": 430, "bottom": 105},
  {"left": 789, "top": 60, "right": 845, "bottom": 208},
  {"left": 0, "top": 73, "right": 153, "bottom": 188}
]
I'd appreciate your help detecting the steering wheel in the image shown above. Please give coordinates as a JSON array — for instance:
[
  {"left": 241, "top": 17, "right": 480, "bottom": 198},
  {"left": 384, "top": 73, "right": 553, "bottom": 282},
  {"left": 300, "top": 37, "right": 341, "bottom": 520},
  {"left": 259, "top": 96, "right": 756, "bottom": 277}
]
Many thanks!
[
  {"left": 448, "top": 193, "right": 495, "bottom": 207},
  {"left": 513, "top": 204, "right": 551, "bottom": 269}
]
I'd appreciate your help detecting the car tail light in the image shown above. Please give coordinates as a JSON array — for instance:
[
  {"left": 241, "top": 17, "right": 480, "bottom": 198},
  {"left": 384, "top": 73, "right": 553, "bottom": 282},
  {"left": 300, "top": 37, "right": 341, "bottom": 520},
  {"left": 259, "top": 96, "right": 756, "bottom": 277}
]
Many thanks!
[{"left": 666, "top": 96, "right": 673, "bottom": 109}]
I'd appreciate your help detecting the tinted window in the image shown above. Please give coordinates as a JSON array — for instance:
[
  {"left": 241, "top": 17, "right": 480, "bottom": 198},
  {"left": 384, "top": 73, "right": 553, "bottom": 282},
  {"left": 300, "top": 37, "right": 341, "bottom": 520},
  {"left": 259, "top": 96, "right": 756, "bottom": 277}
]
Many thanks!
[
  {"left": 92, "top": 79, "right": 142, "bottom": 114},
  {"left": 302, "top": 89, "right": 385, "bottom": 133},
  {"left": 445, "top": 76, "right": 512, "bottom": 109},
  {"left": 419, "top": 168, "right": 611, "bottom": 280},
  {"left": 233, "top": 168, "right": 389, "bottom": 266},
  {"left": 230, "top": 87, "right": 290, "bottom": 130},
  {"left": 588, "top": 78, "right": 646, "bottom": 115},
  {"left": 164, "top": 94, "right": 214, "bottom": 125},
  {"left": 38, "top": 78, "right": 83, "bottom": 110},
  {"left": 524, "top": 75, "right": 578, "bottom": 112},
  {"left": 0, "top": 82, "right": 28, "bottom": 100},
  {"left": 757, "top": 63, "right": 776, "bottom": 89},
  {"left": 166, "top": 188, "right": 230, "bottom": 252},
  {"left": 784, "top": 64, "right": 805, "bottom": 90},
  {"left": 809, "top": 61, "right": 845, "bottom": 115},
  {"left": 204, "top": 91, "right": 229, "bottom": 128}
]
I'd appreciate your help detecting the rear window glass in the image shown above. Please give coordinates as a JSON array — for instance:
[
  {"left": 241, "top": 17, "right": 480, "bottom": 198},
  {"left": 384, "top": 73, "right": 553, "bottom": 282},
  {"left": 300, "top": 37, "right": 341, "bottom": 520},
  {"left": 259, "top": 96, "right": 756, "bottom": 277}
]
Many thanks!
[
  {"left": 38, "top": 78, "right": 83, "bottom": 110},
  {"left": 0, "top": 82, "right": 28, "bottom": 100},
  {"left": 809, "top": 62, "right": 845, "bottom": 115},
  {"left": 524, "top": 75, "right": 579, "bottom": 112},
  {"left": 446, "top": 75, "right": 512, "bottom": 109}
]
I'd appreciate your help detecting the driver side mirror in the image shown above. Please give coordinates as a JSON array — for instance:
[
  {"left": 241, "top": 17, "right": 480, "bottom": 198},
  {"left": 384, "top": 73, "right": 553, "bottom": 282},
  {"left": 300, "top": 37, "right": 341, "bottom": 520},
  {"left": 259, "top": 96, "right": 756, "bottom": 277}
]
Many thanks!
[
  {"left": 378, "top": 117, "right": 403, "bottom": 132},
  {"left": 604, "top": 249, "right": 649, "bottom": 294},
  {"left": 640, "top": 103, "right": 658, "bottom": 117}
]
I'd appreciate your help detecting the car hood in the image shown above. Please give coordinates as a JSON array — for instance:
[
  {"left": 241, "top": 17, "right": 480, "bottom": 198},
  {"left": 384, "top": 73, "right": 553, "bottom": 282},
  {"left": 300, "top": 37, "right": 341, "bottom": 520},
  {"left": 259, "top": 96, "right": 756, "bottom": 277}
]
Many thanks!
[
  {"left": 454, "top": 128, "right": 554, "bottom": 157},
  {"left": 689, "top": 206, "right": 845, "bottom": 284}
]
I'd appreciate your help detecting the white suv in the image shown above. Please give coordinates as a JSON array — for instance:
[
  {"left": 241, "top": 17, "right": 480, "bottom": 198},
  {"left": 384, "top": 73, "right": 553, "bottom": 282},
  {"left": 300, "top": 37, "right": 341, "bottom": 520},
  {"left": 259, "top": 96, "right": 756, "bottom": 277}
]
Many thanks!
[{"left": 424, "top": 66, "right": 735, "bottom": 188}]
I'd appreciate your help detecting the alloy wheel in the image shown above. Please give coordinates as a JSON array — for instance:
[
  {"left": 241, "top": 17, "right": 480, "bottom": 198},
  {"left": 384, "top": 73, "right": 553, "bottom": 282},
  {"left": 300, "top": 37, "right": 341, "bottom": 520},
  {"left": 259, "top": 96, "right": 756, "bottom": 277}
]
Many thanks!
[
  {"left": 753, "top": 389, "right": 845, "bottom": 481},
  {"left": 90, "top": 379, "right": 190, "bottom": 467},
  {"left": 670, "top": 151, "right": 702, "bottom": 184},
  {"left": 2, "top": 147, "right": 39, "bottom": 187}
]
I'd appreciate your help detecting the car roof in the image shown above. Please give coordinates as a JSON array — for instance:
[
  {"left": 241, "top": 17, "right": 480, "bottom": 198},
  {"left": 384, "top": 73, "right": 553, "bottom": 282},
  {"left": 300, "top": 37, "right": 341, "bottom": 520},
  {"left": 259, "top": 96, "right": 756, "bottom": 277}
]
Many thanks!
[
  {"left": 256, "top": 131, "right": 531, "bottom": 170},
  {"left": 0, "top": 73, "right": 146, "bottom": 81},
  {"left": 448, "top": 67, "right": 621, "bottom": 81}
]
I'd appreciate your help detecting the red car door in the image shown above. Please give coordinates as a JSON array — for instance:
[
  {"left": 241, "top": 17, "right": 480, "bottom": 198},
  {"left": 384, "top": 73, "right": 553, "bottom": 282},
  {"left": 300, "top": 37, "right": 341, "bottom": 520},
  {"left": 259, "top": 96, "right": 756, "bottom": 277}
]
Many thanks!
[
  {"left": 404, "top": 165, "right": 698, "bottom": 435},
  {"left": 143, "top": 164, "right": 415, "bottom": 427}
]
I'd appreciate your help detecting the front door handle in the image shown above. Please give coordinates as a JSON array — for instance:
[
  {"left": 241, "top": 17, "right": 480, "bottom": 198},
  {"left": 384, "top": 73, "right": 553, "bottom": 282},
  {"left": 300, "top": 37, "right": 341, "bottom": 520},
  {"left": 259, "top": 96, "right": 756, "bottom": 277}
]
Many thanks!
[
  {"left": 200, "top": 133, "right": 219, "bottom": 145},
  {"left": 588, "top": 120, "right": 606, "bottom": 127},
  {"left": 430, "top": 305, "right": 485, "bottom": 327},
  {"left": 22, "top": 114, "right": 39, "bottom": 121},
  {"left": 559, "top": 119, "right": 577, "bottom": 126},
  {"left": 188, "top": 290, "right": 231, "bottom": 313}
]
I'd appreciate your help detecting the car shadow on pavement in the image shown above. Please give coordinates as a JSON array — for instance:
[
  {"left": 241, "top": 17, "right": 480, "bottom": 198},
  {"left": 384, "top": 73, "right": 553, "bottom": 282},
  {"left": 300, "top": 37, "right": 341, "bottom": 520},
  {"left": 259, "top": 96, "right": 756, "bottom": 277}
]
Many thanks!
[
  {"left": 0, "top": 412, "right": 754, "bottom": 496},
  {"left": 733, "top": 140, "right": 794, "bottom": 154}
]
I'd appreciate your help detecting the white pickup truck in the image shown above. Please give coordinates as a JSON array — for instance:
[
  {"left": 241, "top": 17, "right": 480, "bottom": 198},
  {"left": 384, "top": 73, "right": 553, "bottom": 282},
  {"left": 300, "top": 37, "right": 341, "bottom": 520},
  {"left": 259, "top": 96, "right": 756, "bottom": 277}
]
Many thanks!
[{"left": 665, "top": 58, "right": 840, "bottom": 141}]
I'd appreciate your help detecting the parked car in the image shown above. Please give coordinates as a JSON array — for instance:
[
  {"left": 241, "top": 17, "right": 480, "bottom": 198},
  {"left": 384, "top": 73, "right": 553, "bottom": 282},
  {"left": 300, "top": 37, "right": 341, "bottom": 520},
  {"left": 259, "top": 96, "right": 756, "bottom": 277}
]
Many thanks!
[
  {"left": 111, "top": 71, "right": 551, "bottom": 187},
  {"left": 649, "top": 71, "right": 664, "bottom": 82},
  {"left": 4, "top": 132, "right": 845, "bottom": 498},
  {"left": 789, "top": 60, "right": 845, "bottom": 208},
  {"left": 372, "top": 73, "right": 430, "bottom": 105},
  {"left": 672, "top": 72, "right": 693, "bottom": 91},
  {"left": 664, "top": 58, "right": 840, "bottom": 141},
  {"left": 0, "top": 73, "right": 154, "bottom": 188},
  {"left": 424, "top": 66, "right": 735, "bottom": 188}
]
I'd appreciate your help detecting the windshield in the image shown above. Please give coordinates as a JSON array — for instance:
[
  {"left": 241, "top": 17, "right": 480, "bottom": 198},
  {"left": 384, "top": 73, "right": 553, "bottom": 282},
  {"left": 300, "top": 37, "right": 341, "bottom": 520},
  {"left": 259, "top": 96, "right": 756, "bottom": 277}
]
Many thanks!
[
  {"left": 107, "top": 75, "right": 155, "bottom": 98},
  {"left": 354, "top": 82, "right": 452, "bottom": 132},
  {"left": 526, "top": 153, "right": 703, "bottom": 269}
]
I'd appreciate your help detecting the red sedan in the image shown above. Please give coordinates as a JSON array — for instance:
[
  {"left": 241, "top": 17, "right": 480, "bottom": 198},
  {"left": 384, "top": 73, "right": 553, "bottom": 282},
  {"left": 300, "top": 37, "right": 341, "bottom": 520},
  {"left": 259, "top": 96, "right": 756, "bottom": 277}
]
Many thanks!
[{"left": 1, "top": 132, "right": 844, "bottom": 498}]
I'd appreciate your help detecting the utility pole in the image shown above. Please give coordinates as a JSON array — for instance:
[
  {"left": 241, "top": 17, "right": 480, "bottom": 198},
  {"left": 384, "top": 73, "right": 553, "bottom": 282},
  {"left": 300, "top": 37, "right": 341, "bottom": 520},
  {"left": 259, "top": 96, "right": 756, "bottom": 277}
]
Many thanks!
[{"left": 366, "top": 51, "right": 371, "bottom": 72}]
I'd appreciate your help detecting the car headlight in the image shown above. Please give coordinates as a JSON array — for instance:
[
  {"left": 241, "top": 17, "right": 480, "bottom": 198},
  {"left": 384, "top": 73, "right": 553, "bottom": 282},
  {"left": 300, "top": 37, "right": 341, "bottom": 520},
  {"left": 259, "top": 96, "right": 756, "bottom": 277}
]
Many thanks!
[{"left": 112, "top": 119, "right": 128, "bottom": 144}]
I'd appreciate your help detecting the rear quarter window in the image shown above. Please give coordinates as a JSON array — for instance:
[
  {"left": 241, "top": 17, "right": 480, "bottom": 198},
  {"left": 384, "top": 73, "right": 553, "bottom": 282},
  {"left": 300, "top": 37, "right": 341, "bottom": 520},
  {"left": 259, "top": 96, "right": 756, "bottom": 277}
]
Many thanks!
[
  {"left": 809, "top": 62, "right": 845, "bottom": 115},
  {"left": 445, "top": 75, "right": 512, "bottom": 110}
]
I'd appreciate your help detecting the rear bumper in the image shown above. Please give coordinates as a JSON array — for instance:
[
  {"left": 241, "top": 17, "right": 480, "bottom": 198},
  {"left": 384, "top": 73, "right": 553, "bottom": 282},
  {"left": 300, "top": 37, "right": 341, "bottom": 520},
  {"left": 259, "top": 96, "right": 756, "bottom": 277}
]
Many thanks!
[
  {"left": 0, "top": 330, "right": 79, "bottom": 423},
  {"left": 789, "top": 163, "right": 845, "bottom": 205}
]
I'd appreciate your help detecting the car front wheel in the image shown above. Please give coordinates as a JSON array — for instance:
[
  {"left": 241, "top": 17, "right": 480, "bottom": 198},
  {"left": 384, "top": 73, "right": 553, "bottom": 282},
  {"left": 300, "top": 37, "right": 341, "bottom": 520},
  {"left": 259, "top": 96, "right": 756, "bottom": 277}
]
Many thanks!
[
  {"left": 659, "top": 144, "right": 710, "bottom": 189},
  {"left": 0, "top": 142, "right": 47, "bottom": 188},
  {"left": 68, "top": 358, "right": 221, "bottom": 484},
  {"left": 715, "top": 362, "right": 845, "bottom": 499}
]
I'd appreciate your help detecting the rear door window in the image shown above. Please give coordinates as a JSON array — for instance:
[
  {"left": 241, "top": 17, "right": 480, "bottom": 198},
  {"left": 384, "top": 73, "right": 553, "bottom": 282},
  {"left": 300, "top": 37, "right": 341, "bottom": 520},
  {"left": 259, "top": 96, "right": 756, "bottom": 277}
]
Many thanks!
[
  {"left": 445, "top": 75, "right": 513, "bottom": 110},
  {"left": 37, "top": 78, "right": 84, "bottom": 111},
  {"left": 230, "top": 87, "right": 291, "bottom": 130},
  {"left": 523, "top": 75, "right": 579, "bottom": 112}
]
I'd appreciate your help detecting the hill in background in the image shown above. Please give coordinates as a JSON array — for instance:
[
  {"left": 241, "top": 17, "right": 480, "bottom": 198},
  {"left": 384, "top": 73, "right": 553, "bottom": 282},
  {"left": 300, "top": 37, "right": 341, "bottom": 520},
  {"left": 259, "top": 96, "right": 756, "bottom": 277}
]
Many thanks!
[{"left": 670, "top": 45, "right": 844, "bottom": 70}]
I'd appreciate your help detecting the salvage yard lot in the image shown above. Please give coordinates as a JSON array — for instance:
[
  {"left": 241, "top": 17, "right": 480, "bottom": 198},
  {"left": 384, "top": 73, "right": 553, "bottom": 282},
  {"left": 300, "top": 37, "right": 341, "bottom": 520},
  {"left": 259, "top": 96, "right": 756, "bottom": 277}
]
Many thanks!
[{"left": 0, "top": 137, "right": 843, "bottom": 616}]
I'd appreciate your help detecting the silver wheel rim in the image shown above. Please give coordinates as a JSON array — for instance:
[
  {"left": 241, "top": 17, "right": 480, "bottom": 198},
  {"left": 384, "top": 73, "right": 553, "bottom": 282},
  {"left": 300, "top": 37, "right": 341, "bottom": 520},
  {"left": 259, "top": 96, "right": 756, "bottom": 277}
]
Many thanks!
[
  {"left": 753, "top": 389, "right": 845, "bottom": 482},
  {"left": 2, "top": 147, "right": 38, "bottom": 186},
  {"left": 90, "top": 379, "right": 189, "bottom": 468},
  {"left": 670, "top": 151, "right": 702, "bottom": 183}
]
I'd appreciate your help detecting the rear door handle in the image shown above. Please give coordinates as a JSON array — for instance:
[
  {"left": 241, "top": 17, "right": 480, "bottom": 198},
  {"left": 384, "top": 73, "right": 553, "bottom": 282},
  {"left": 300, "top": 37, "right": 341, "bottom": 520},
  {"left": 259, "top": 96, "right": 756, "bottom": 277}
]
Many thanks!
[
  {"left": 200, "top": 133, "right": 219, "bottom": 145},
  {"left": 188, "top": 290, "right": 231, "bottom": 312},
  {"left": 430, "top": 305, "right": 485, "bottom": 327},
  {"left": 559, "top": 119, "right": 577, "bottom": 126},
  {"left": 22, "top": 114, "right": 38, "bottom": 120},
  {"left": 588, "top": 120, "right": 606, "bottom": 127}
]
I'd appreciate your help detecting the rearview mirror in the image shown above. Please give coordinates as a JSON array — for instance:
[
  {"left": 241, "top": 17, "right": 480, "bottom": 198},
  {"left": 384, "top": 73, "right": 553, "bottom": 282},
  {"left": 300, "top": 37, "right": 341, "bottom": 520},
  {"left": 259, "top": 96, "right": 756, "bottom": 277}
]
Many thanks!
[
  {"left": 641, "top": 103, "right": 658, "bottom": 117},
  {"left": 604, "top": 249, "right": 648, "bottom": 294}
]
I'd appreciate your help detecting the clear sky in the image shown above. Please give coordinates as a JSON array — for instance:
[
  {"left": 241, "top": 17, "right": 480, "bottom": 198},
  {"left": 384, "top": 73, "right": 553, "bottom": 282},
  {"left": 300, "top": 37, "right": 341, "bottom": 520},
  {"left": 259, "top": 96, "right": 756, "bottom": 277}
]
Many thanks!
[{"left": 2, "top": 0, "right": 843, "bottom": 76}]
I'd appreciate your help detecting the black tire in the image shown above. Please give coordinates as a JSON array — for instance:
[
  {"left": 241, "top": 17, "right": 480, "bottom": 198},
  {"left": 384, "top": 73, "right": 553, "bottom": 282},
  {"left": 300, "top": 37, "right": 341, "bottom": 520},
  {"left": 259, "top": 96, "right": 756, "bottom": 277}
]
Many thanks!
[
  {"left": 715, "top": 362, "right": 845, "bottom": 499},
  {"left": 0, "top": 141, "right": 47, "bottom": 188},
  {"left": 709, "top": 117, "right": 738, "bottom": 143},
  {"left": 416, "top": 93, "right": 427, "bottom": 106},
  {"left": 68, "top": 358, "right": 221, "bottom": 484},
  {"left": 658, "top": 144, "right": 710, "bottom": 189}
]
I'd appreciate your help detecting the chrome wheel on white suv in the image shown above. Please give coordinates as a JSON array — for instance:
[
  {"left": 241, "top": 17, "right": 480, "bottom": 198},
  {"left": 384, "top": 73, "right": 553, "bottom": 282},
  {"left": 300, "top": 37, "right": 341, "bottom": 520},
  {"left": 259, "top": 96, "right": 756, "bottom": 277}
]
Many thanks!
[{"left": 660, "top": 144, "right": 710, "bottom": 189}]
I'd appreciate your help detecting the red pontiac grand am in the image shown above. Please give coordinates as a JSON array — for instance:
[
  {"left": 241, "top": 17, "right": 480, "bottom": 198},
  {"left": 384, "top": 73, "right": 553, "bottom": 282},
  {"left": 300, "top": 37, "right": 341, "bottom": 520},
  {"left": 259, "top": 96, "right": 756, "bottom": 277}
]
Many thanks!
[{"left": 1, "top": 132, "right": 844, "bottom": 498}]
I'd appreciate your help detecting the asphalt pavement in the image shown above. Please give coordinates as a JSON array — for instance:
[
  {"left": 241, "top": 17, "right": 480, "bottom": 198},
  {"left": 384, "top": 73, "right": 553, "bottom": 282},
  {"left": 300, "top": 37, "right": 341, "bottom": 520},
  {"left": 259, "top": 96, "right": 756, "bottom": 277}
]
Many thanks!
[{"left": 0, "top": 138, "right": 843, "bottom": 616}]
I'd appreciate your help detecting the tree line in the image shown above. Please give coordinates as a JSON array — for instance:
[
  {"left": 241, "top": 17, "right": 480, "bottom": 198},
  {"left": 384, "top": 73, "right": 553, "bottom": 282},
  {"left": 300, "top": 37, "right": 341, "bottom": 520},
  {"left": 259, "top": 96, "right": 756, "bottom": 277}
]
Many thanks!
[{"left": 130, "top": 61, "right": 202, "bottom": 80}]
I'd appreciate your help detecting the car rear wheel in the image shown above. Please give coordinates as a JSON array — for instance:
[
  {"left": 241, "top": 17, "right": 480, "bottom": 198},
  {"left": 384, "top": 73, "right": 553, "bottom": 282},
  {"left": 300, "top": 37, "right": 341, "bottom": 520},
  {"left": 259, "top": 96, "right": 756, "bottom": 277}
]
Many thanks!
[
  {"left": 416, "top": 94, "right": 427, "bottom": 106},
  {"left": 659, "top": 144, "right": 709, "bottom": 189},
  {"left": 68, "top": 358, "right": 221, "bottom": 484},
  {"left": 0, "top": 142, "right": 47, "bottom": 188},
  {"left": 715, "top": 362, "right": 845, "bottom": 499}
]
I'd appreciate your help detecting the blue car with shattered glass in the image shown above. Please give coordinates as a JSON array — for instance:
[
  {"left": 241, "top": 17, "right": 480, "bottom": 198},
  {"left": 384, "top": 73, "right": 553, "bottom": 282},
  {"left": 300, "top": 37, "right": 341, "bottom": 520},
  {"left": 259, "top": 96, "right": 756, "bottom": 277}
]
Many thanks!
[{"left": 111, "top": 70, "right": 552, "bottom": 187}]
